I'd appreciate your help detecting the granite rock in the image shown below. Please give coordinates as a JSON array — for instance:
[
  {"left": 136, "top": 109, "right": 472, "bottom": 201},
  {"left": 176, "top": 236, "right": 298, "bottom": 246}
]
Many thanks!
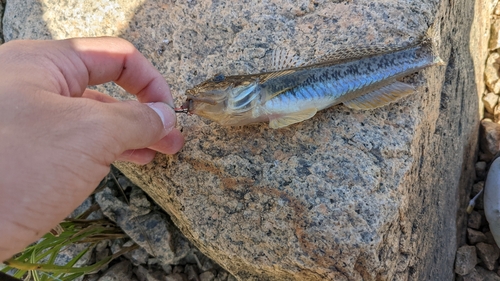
[
  {"left": 476, "top": 242, "right": 500, "bottom": 270},
  {"left": 494, "top": 106, "right": 500, "bottom": 123},
  {"left": 486, "top": 52, "right": 500, "bottom": 94},
  {"left": 133, "top": 265, "right": 166, "bottom": 281},
  {"left": 456, "top": 245, "right": 479, "bottom": 276},
  {"left": 477, "top": 161, "right": 489, "bottom": 180},
  {"left": 3, "top": 0, "right": 480, "bottom": 280},
  {"left": 98, "top": 260, "right": 133, "bottom": 281},
  {"left": 471, "top": 0, "right": 498, "bottom": 120},
  {"left": 469, "top": 228, "right": 489, "bottom": 244},
  {"left": 470, "top": 211, "right": 486, "bottom": 230},
  {"left": 484, "top": 92, "right": 500, "bottom": 114},
  {"left": 487, "top": 231, "right": 498, "bottom": 246},
  {"left": 199, "top": 271, "right": 216, "bottom": 281},
  {"left": 458, "top": 268, "right": 484, "bottom": 281},
  {"left": 481, "top": 119, "right": 500, "bottom": 162},
  {"left": 476, "top": 266, "right": 500, "bottom": 281},
  {"left": 95, "top": 187, "right": 192, "bottom": 266},
  {"left": 491, "top": 20, "right": 500, "bottom": 51},
  {"left": 165, "top": 273, "right": 189, "bottom": 281}
]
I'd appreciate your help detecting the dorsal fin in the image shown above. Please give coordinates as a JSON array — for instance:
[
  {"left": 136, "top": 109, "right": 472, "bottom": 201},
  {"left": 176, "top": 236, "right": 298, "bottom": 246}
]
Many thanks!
[
  {"left": 270, "top": 49, "right": 304, "bottom": 71},
  {"left": 309, "top": 44, "right": 413, "bottom": 66},
  {"left": 343, "top": 81, "right": 415, "bottom": 110}
]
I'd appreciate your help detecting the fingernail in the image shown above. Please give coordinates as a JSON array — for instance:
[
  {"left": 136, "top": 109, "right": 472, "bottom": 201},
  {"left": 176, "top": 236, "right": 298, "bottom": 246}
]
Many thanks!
[{"left": 146, "top": 102, "right": 176, "bottom": 134}]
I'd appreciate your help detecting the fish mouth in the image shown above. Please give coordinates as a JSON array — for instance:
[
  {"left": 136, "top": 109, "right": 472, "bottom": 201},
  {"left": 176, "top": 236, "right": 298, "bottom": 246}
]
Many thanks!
[{"left": 174, "top": 95, "right": 218, "bottom": 114}]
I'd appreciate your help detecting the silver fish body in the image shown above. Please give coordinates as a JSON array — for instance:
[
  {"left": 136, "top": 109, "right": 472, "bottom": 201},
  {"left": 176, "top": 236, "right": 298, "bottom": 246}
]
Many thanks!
[{"left": 182, "top": 42, "right": 443, "bottom": 129}]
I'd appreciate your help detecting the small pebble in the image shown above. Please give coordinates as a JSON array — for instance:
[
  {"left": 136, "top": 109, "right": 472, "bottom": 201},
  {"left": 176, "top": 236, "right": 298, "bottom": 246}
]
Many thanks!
[
  {"left": 468, "top": 228, "right": 488, "bottom": 244},
  {"left": 468, "top": 211, "right": 484, "bottom": 230},
  {"left": 483, "top": 92, "right": 500, "bottom": 113},
  {"left": 133, "top": 266, "right": 149, "bottom": 281},
  {"left": 485, "top": 231, "right": 497, "bottom": 246},
  {"left": 126, "top": 247, "right": 150, "bottom": 266},
  {"left": 98, "top": 260, "right": 133, "bottom": 281},
  {"left": 165, "top": 273, "right": 189, "bottom": 281},
  {"left": 476, "top": 242, "right": 500, "bottom": 270},
  {"left": 185, "top": 264, "right": 199, "bottom": 281},
  {"left": 173, "top": 265, "right": 184, "bottom": 274},
  {"left": 199, "top": 271, "right": 216, "bottom": 281},
  {"left": 480, "top": 119, "right": 500, "bottom": 162},
  {"left": 455, "top": 245, "right": 477, "bottom": 276},
  {"left": 476, "top": 161, "right": 488, "bottom": 180},
  {"left": 491, "top": 20, "right": 500, "bottom": 50},
  {"left": 485, "top": 52, "right": 500, "bottom": 93},
  {"left": 476, "top": 266, "right": 500, "bottom": 281},
  {"left": 457, "top": 267, "right": 482, "bottom": 281}
]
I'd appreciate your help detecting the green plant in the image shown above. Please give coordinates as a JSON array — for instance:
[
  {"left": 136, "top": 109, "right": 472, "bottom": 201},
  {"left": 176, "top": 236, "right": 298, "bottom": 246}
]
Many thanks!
[{"left": 1, "top": 210, "right": 137, "bottom": 281}]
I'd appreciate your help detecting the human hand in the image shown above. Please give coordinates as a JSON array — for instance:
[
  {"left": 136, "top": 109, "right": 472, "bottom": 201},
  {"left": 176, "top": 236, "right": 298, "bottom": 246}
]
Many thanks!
[{"left": 0, "top": 38, "right": 184, "bottom": 261}]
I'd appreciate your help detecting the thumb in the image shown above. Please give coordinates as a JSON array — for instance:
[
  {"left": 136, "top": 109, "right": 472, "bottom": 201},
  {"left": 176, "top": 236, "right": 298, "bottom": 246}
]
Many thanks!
[{"left": 102, "top": 101, "right": 177, "bottom": 151}]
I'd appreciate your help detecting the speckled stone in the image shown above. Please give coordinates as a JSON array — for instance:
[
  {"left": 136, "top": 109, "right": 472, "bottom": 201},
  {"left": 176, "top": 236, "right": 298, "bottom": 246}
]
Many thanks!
[
  {"left": 491, "top": 20, "right": 500, "bottom": 51},
  {"left": 469, "top": 211, "right": 485, "bottom": 230},
  {"left": 98, "top": 260, "right": 133, "bottom": 281},
  {"left": 3, "top": 0, "right": 479, "bottom": 280},
  {"left": 455, "top": 245, "right": 478, "bottom": 276},
  {"left": 477, "top": 161, "right": 489, "bottom": 180},
  {"left": 95, "top": 187, "right": 192, "bottom": 266},
  {"left": 486, "top": 52, "right": 500, "bottom": 93},
  {"left": 199, "top": 271, "right": 216, "bottom": 281},
  {"left": 481, "top": 119, "right": 500, "bottom": 162},
  {"left": 476, "top": 242, "right": 500, "bottom": 270},
  {"left": 476, "top": 266, "right": 500, "bottom": 281},
  {"left": 471, "top": 0, "right": 497, "bottom": 120},
  {"left": 484, "top": 92, "right": 500, "bottom": 114},
  {"left": 457, "top": 268, "right": 483, "bottom": 281},
  {"left": 468, "top": 228, "right": 488, "bottom": 244}
]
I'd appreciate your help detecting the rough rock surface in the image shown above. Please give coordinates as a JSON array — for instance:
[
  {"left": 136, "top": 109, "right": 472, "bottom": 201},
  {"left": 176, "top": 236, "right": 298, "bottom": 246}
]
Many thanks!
[
  {"left": 458, "top": 268, "right": 483, "bottom": 281},
  {"left": 476, "top": 266, "right": 500, "bottom": 281},
  {"left": 3, "top": 0, "right": 479, "bottom": 280},
  {"left": 97, "top": 260, "right": 134, "bottom": 281},
  {"left": 468, "top": 228, "right": 488, "bottom": 244},
  {"left": 476, "top": 242, "right": 500, "bottom": 270},
  {"left": 486, "top": 52, "right": 500, "bottom": 94},
  {"left": 0, "top": 0, "right": 4, "bottom": 44},
  {"left": 472, "top": 0, "right": 498, "bottom": 119},
  {"left": 455, "top": 245, "right": 478, "bottom": 276},
  {"left": 491, "top": 19, "right": 500, "bottom": 50},
  {"left": 481, "top": 119, "right": 500, "bottom": 162},
  {"left": 95, "top": 187, "right": 193, "bottom": 266},
  {"left": 484, "top": 92, "right": 499, "bottom": 114}
]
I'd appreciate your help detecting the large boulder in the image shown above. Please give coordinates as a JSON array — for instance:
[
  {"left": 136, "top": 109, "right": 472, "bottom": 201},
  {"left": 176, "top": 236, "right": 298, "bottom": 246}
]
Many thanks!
[{"left": 3, "top": 0, "right": 479, "bottom": 280}]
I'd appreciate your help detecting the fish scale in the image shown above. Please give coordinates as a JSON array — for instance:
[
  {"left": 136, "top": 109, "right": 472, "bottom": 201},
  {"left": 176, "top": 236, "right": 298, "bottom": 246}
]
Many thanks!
[{"left": 182, "top": 37, "right": 444, "bottom": 129}]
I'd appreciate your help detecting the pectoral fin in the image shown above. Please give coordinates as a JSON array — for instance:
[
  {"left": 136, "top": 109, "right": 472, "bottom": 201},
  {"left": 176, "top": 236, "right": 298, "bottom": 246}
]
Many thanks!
[
  {"left": 269, "top": 108, "right": 317, "bottom": 129},
  {"left": 343, "top": 81, "right": 415, "bottom": 110}
]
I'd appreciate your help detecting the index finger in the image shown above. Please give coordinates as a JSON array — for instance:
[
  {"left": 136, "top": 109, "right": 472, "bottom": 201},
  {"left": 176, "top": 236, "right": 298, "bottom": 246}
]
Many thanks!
[{"left": 64, "top": 37, "right": 173, "bottom": 106}]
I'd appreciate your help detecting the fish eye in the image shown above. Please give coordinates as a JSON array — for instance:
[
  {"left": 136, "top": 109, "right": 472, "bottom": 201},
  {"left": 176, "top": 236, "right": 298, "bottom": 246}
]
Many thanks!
[{"left": 211, "top": 74, "right": 225, "bottom": 83}]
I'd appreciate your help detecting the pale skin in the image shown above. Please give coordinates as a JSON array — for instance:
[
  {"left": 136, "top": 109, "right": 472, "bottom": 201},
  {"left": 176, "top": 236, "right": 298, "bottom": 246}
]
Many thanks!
[{"left": 0, "top": 38, "right": 185, "bottom": 262}]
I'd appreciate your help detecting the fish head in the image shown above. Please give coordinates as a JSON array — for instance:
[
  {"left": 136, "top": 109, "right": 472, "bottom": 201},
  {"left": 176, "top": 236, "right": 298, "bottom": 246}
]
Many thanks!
[
  {"left": 182, "top": 75, "right": 233, "bottom": 117},
  {"left": 181, "top": 74, "right": 261, "bottom": 126}
]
